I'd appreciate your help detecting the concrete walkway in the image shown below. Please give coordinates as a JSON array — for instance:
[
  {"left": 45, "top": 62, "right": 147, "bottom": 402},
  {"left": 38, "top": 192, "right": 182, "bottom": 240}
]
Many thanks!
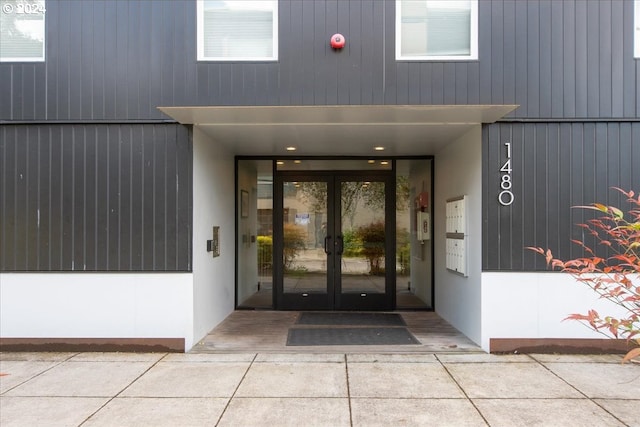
[{"left": 1, "top": 352, "right": 638, "bottom": 426}]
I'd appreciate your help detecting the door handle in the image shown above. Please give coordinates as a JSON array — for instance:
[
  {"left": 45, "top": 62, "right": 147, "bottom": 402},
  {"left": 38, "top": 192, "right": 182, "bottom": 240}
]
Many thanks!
[
  {"left": 336, "top": 235, "right": 344, "bottom": 255},
  {"left": 324, "top": 235, "right": 332, "bottom": 255}
]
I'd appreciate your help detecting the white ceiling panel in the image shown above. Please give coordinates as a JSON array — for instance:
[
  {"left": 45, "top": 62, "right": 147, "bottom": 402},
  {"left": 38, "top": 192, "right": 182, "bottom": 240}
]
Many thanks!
[{"left": 158, "top": 105, "right": 518, "bottom": 156}]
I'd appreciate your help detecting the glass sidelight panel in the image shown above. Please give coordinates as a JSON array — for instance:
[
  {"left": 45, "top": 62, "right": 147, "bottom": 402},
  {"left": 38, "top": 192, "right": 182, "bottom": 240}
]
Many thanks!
[
  {"left": 237, "top": 160, "right": 273, "bottom": 309},
  {"left": 282, "top": 181, "right": 329, "bottom": 295},
  {"left": 339, "top": 180, "right": 386, "bottom": 295},
  {"left": 395, "top": 159, "right": 432, "bottom": 309}
]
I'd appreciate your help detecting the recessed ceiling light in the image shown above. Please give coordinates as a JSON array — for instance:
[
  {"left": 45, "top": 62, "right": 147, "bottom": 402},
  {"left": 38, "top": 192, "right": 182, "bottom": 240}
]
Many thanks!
[
  {"left": 380, "top": 161, "right": 389, "bottom": 165},
  {"left": 294, "top": 160, "right": 302, "bottom": 164},
  {"left": 367, "top": 160, "right": 375, "bottom": 164},
  {"left": 374, "top": 146, "right": 385, "bottom": 151},
  {"left": 286, "top": 146, "right": 297, "bottom": 151},
  {"left": 276, "top": 161, "right": 284, "bottom": 165}
]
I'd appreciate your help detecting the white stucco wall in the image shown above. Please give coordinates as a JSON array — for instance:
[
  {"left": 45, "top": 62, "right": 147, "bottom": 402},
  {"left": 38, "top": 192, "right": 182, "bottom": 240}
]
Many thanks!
[
  {"left": 481, "top": 272, "right": 629, "bottom": 352},
  {"left": 191, "top": 128, "right": 236, "bottom": 348},
  {"left": 0, "top": 273, "right": 193, "bottom": 346},
  {"left": 433, "top": 126, "right": 483, "bottom": 345}
]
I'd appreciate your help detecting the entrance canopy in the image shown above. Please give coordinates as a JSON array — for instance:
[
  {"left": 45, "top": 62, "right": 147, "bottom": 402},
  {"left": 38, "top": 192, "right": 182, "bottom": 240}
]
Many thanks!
[{"left": 158, "top": 105, "right": 518, "bottom": 156}]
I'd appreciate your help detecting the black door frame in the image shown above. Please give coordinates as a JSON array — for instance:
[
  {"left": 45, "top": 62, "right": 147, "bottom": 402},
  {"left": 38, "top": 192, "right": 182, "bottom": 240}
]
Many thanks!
[{"left": 274, "top": 170, "right": 396, "bottom": 311}]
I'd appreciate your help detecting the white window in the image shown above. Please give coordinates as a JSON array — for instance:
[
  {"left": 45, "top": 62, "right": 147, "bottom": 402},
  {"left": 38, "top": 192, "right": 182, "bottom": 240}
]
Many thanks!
[
  {"left": 635, "top": 0, "right": 640, "bottom": 58},
  {"left": 197, "top": 0, "right": 278, "bottom": 61},
  {"left": 396, "top": 0, "right": 477, "bottom": 61},
  {"left": 0, "top": 0, "right": 45, "bottom": 62}
]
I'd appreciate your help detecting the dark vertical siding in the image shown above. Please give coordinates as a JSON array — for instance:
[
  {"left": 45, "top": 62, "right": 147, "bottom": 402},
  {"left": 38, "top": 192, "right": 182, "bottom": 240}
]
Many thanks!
[
  {"left": 562, "top": 1, "right": 576, "bottom": 118},
  {"left": 483, "top": 122, "right": 640, "bottom": 271},
  {"left": 0, "top": 0, "right": 638, "bottom": 274},
  {"left": 549, "top": 1, "right": 563, "bottom": 117},
  {"left": 526, "top": 0, "right": 540, "bottom": 116},
  {"left": 0, "top": 0, "right": 635, "bottom": 119},
  {"left": 0, "top": 124, "right": 192, "bottom": 271}
]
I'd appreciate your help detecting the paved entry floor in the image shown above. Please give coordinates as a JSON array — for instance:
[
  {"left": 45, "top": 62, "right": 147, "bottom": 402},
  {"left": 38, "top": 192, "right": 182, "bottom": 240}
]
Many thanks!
[
  {"left": 1, "top": 352, "right": 637, "bottom": 426},
  {"left": 192, "top": 311, "right": 483, "bottom": 354}
]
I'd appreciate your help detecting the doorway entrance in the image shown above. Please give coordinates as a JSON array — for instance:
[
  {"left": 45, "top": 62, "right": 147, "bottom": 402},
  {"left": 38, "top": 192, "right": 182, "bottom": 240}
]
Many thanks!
[
  {"left": 274, "top": 171, "right": 395, "bottom": 310},
  {"left": 236, "top": 158, "right": 433, "bottom": 312}
]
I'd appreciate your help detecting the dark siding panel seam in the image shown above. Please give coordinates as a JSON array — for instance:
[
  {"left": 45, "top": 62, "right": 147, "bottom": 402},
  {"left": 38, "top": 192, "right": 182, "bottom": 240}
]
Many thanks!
[
  {"left": 610, "top": 0, "right": 624, "bottom": 118},
  {"left": 550, "top": 0, "right": 564, "bottom": 117},
  {"left": 513, "top": 0, "right": 528, "bottom": 117},
  {"left": 538, "top": 0, "right": 552, "bottom": 117}
]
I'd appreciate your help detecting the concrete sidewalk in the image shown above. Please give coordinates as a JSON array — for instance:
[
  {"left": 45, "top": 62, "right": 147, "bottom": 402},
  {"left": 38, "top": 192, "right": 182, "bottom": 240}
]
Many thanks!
[{"left": 1, "top": 352, "right": 638, "bottom": 426}]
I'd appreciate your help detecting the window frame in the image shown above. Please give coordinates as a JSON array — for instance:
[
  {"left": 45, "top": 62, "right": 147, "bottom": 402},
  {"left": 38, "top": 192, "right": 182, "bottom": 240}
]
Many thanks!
[
  {"left": 635, "top": 0, "right": 640, "bottom": 58},
  {"left": 0, "top": 0, "right": 46, "bottom": 62},
  {"left": 395, "top": 0, "right": 478, "bottom": 62},
  {"left": 196, "top": 0, "right": 278, "bottom": 62}
]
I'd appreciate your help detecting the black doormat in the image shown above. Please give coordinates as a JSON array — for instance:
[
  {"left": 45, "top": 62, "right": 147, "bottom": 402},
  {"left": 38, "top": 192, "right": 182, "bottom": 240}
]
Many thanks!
[
  {"left": 287, "top": 327, "right": 421, "bottom": 346},
  {"left": 296, "top": 312, "right": 406, "bottom": 326}
]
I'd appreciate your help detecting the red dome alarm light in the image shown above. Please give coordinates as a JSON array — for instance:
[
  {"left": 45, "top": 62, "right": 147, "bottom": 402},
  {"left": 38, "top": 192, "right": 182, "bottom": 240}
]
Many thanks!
[{"left": 330, "top": 33, "right": 345, "bottom": 49}]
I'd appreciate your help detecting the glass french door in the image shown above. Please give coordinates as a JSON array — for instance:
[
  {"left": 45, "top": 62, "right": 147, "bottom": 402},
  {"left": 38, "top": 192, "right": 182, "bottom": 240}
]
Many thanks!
[{"left": 274, "top": 172, "right": 395, "bottom": 310}]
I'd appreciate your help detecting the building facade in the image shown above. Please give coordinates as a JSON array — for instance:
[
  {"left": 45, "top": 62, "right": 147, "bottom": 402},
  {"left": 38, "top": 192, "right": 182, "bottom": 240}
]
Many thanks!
[{"left": 1, "top": 0, "right": 638, "bottom": 352}]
